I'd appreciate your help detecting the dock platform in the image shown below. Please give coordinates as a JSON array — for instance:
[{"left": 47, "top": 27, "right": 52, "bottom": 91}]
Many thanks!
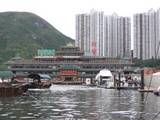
[
  {"left": 138, "top": 89, "right": 153, "bottom": 92},
  {"left": 109, "top": 86, "right": 140, "bottom": 90},
  {"left": 96, "top": 86, "right": 140, "bottom": 90}
]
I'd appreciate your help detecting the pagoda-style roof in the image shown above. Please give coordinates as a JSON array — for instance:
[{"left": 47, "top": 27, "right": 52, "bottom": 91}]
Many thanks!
[
  {"left": 56, "top": 44, "right": 84, "bottom": 56},
  {"left": 11, "top": 53, "right": 23, "bottom": 61}
]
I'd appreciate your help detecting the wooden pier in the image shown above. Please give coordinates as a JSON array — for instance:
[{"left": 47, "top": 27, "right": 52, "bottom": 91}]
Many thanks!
[
  {"left": 114, "top": 86, "right": 140, "bottom": 90},
  {"left": 138, "top": 89, "right": 153, "bottom": 92}
]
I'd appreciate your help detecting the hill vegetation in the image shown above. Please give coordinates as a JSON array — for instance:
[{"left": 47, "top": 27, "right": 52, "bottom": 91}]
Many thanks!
[{"left": 0, "top": 12, "right": 74, "bottom": 68}]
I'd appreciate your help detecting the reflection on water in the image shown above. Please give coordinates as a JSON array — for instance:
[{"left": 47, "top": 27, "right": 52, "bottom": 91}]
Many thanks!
[{"left": 0, "top": 85, "right": 159, "bottom": 120}]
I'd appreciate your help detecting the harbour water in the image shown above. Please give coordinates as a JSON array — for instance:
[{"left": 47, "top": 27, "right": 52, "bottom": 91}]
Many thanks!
[{"left": 0, "top": 85, "right": 159, "bottom": 120}]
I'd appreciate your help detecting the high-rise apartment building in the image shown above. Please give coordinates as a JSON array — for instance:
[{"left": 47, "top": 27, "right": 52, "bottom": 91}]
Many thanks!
[
  {"left": 133, "top": 9, "right": 160, "bottom": 60},
  {"left": 76, "top": 10, "right": 131, "bottom": 58},
  {"left": 76, "top": 10, "right": 104, "bottom": 56},
  {"left": 105, "top": 15, "right": 131, "bottom": 58}
]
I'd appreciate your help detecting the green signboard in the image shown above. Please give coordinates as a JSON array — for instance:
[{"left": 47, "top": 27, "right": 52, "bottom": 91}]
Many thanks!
[{"left": 38, "top": 49, "right": 55, "bottom": 56}]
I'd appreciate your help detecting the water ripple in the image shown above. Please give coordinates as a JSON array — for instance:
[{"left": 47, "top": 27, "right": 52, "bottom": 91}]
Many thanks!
[{"left": 0, "top": 85, "right": 159, "bottom": 120}]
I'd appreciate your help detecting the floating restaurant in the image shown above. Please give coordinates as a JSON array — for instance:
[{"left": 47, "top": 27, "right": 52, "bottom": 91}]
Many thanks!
[{"left": 7, "top": 44, "right": 133, "bottom": 84}]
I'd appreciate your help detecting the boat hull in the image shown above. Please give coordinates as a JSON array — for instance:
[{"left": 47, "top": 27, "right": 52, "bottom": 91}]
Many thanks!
[{"left": 0, "top": 83, "right": 29, "bottom": 97}]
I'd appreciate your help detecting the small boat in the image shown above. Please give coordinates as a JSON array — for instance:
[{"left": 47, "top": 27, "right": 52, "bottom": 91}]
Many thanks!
[
  {"left": 0, "top": 82, "right": 29, "bottom": 97},
  {"left": 13, "top": 73, "right": 52, "bottom": 89},
  {"left": 27, "top": 74, "right": 52, "bottom": 89},
  {"left": 0, "top": 70, "right": 29, "bottom": 97}
]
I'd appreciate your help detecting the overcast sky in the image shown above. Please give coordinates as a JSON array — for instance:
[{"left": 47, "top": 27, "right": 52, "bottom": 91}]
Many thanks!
[{"left": 0, "top": 0, "right": 160, "bottom": 39}]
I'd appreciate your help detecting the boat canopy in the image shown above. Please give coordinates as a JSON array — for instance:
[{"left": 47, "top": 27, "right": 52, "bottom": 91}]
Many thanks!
[
  {"left": 39, "top": 74, "right": 51, "bottom": 80},
  {"left": 95, "top": 69, "right": 113, "bottom": 80},
  {"left": 27, "top": 74, "right": 51, "bottom": 80},
  {"left": 27, "top": 74, "right": 40, "bottom": 80}
]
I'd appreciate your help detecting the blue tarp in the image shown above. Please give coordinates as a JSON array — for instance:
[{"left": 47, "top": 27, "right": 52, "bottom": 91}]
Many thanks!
[{"left": 39, "top": 74, "right": 51, "bottom": 80}]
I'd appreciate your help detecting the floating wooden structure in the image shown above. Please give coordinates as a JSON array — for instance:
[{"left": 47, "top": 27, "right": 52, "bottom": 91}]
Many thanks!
[
  {"left": 115, "top": 86, "right": 140, "bottom": 90},
  {"left": 0, "top": 70, "right": 29, "bottom": 97},
  {"left": 138, "top": 89, "right": 153, "bottom": 92},
  {"left": 0, "top": 83, "right": 29, "bottom": 97}
]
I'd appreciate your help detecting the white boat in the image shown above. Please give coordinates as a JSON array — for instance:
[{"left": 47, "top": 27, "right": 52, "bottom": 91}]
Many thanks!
[{"left": 95, "top": 69, "right": 114, "bottom": 88}]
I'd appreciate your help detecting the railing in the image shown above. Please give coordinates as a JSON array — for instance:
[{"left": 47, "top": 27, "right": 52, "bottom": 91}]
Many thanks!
[
  {"left": 8, "top": 68, "right": 53, "bottom": 71},
  {"left": 8, "top": 61, "right": 133, "bottom": 66}
]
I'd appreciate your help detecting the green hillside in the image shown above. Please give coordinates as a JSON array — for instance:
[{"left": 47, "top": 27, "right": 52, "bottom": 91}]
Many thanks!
[{"left": 0, "top": 12, "right": 74, "bottom": 65}]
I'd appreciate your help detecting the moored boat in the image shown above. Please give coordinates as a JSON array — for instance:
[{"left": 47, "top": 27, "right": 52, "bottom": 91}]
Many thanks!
[
  {"left": 27, "top": 74, "right": 52, "bottom": 89},
  {"left": 0, "top": 82, "right": 29, "bottom": 97},
  {"left": 95, "top": 69, "right": 114, "bottom": 88},
  {"left": 0, "top": 70, "right": 29, "bottom": 97},
  {"left": 13, "top": 73, "right": 52, "bottom": 89}
]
